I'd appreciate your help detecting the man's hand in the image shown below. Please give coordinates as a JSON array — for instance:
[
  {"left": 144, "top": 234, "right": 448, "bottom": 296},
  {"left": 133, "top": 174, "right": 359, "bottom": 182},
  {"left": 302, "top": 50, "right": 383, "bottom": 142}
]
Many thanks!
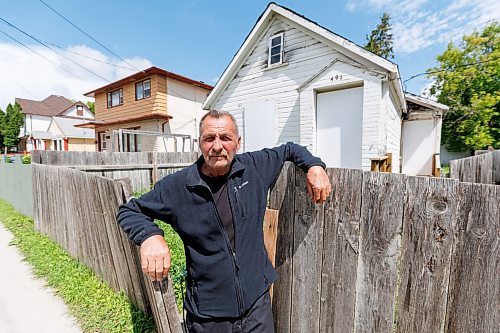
[
  {"left": 306, "top": 166, "right": 332, "bottom": 203},
  {"left": 140, "top": 235, "right": 171, "bottom": 281}
]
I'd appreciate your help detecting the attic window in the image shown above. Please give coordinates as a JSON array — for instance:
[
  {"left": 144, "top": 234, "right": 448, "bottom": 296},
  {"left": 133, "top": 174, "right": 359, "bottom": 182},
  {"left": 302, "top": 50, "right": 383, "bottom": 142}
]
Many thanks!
[
  {"left": 268, "top": 33, "right": 284, "bottom": 66},
  {"left": 76, "top": 105, "right": 83, "bottom": 116}
]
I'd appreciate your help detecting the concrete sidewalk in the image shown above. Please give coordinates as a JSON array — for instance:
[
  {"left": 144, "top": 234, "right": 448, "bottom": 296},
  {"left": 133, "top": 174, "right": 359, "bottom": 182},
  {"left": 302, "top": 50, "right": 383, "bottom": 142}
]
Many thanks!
[{"left": 0, "top": 223, "right": 81, "bottom": 333}]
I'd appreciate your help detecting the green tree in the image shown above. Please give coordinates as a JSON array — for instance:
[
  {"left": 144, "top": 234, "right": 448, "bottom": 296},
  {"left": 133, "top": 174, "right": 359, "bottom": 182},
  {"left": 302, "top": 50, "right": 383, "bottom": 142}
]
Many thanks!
[
  {"left": 365, "top": 12, "right": 394, "bottom": 59},
  {"left": 428, "top": 22, "right": 499, "bottom": 152},
  {"left": 86, "top": 101, "right": 95, "bottom": 114},
  {"left": 0, "top": 108, "right": 5, "bottom": 151},
  {"left": 2, "top": 102, "right": 24, "bottom": 153}
]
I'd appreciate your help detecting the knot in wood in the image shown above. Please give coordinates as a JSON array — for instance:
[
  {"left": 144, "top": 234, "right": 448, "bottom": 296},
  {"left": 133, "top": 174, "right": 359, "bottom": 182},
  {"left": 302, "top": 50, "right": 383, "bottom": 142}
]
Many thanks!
[{"left": 433, "top": 223, "right": 447, "bottom": 242}]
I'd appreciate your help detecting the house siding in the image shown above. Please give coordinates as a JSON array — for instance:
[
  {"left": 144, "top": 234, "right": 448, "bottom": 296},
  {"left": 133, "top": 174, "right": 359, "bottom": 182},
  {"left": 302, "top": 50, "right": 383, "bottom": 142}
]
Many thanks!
[
  {"left": 94, "top": 73, "right": 168, "bottom": 122},
  {"left": 165, "top": 78, "right": 211, "bottom": 148},
  {"left": 213, "top": 17, "right": 390, "bottom": 170}
]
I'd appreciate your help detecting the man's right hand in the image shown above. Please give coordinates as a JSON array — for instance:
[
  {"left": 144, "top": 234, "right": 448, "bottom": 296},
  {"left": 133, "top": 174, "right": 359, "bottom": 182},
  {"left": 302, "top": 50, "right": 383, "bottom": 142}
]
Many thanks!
[{"left": 140, "top": 235, "right": 171, "bottom": 281}]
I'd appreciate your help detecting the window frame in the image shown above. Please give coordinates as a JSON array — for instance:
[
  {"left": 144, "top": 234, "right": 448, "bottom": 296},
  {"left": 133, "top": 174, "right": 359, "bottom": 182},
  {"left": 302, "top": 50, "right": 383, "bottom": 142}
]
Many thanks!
[
  {"left": 107, "top": 89, "right": 123, "bottom": 108},
  {"left": 135, "top": 79, "right": 151, "bottom": 101},
  {"left": 76, "top": 105, "right": 84, "bottom": 116},
  {"left": 268, "top": 32, "right": 284, "bottom": 67}
]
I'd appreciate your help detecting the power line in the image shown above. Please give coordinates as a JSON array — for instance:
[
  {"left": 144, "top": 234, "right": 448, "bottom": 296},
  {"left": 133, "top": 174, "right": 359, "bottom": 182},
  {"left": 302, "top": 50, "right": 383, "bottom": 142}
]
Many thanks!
[
  {"left": 43, "top": 40, "right": 136, "bottom": 71},
  {"left": 1, "top": 18, "right": 111, "bottom": 84},
  {"left": 38, "top": 0, "right": 142, "bottom": 72},
  {"left": 402, "top": 56, "right": 500, "bottom": 91}
]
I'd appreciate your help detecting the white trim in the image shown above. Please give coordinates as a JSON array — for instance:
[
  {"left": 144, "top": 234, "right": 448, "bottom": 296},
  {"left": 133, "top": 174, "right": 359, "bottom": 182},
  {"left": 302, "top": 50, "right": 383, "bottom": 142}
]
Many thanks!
[{"left": 267, "top": 32, "right": 284, "bottom": 67}]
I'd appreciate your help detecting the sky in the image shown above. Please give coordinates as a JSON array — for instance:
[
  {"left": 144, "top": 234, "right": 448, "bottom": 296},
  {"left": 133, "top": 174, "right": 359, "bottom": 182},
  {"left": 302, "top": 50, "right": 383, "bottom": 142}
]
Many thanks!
[{"left": 0, "top": 0, "right": 499, "bottom": 110}]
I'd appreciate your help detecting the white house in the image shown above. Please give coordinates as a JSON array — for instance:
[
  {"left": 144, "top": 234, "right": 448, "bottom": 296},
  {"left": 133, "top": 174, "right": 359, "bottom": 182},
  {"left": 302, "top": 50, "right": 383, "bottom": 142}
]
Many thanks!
[
  {"left": 203, "top": 3, "right": 406, "bottom": 172},
  {"left": 16, "top": 95, "right": 94, "bottom": 152},
  {"left": 402, "top": 93, "right": 448, "bottom": 176}
]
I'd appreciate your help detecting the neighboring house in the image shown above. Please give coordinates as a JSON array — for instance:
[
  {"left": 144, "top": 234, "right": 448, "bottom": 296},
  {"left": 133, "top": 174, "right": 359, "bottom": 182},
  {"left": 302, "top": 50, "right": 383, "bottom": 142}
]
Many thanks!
[
  {"left": 47, "top": 117, "right": 95, "bottom": 151},
  {"left": 16, "top": 95, "right": 95, "bottom": 152},
  {"left": 402, "top": 93, "right": 448, "bottom": 176},
  {"left": 203, "top": 3, "right": 406, "bottom": 172},
  {"left": 81, "top": 66, "right": 213, "bottom": 152}
]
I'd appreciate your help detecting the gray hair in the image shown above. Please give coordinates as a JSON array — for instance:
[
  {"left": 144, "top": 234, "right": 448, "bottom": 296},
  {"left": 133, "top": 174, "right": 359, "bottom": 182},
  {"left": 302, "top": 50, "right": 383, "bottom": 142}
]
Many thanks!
[{"left": 199, "top": 110, "right": 240, "bottom": 137}]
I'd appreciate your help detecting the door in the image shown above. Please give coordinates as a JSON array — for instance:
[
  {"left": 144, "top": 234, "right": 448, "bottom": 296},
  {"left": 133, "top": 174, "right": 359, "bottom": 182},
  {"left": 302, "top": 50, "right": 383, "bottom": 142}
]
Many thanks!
[
  {"left": 244, "top": 98, "right": 276, "bottom": 152},
  {"left": 316, "top": 86, "right": 363, "bottom": 168},
  {"left": 99, "top": 132, "right": 107, "bottom": 151}
]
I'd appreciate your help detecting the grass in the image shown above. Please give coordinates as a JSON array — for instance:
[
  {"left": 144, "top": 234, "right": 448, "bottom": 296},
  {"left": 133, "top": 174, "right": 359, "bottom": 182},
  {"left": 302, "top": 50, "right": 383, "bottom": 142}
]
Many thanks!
[{"left": 0, "top": 199, "right": 156, "bottom": 333}]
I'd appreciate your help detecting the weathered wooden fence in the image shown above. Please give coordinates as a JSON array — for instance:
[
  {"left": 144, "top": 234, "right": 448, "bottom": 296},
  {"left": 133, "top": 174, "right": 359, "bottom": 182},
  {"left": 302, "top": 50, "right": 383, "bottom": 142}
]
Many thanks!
[
  {"left": 31, "top": 150, "right": 199, "bottom": 192},
  {"left": 269, "top": 164, "right": 499, "bottom": 333},
  {"left": 32, "top": 164, "right": 182, "bottom": 333},
  {"left": 450, "top": 150, "right": 500, "bottom": 185},
  {"left": 0, "top": 155, "right": 33, "bottom": 217}
]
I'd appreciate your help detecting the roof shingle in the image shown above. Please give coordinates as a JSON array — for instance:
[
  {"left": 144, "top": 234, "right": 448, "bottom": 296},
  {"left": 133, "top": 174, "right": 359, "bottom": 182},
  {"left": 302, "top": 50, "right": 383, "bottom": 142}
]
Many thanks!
[{"left": 15, "top": 95, "right": 74, "bottom": 116}]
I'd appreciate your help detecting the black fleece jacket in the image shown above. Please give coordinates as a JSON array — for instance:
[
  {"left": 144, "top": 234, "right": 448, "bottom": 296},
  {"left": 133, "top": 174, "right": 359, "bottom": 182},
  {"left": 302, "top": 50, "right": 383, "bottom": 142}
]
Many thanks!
[{"left": 116, "top": 142, "right": 325, "bottom": 318}]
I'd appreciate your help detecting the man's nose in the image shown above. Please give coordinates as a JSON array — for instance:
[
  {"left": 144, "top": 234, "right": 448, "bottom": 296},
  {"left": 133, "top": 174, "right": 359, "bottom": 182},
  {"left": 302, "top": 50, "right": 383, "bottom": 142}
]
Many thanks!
[{"left": 212, "top": 138, "right": 223, "bottom": 151}]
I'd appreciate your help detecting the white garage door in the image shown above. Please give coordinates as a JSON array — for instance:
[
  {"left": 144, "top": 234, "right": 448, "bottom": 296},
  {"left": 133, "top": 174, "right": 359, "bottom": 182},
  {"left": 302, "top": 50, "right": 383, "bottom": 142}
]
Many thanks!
[{"left": 316, "top": 87, "right": 363, "bottom": 168}]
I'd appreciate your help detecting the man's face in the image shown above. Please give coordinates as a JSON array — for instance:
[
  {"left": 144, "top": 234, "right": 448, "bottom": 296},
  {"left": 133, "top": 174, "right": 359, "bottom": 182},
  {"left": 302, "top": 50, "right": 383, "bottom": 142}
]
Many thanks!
[{"left": 199, "top": 116, "right": 241, "bottom": 176}]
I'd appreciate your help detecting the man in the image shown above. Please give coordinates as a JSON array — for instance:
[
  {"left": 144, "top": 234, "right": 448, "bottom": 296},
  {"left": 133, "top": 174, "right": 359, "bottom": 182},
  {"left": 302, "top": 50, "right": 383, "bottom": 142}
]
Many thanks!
[{"left": 117, "top": 110, "right": 331, "bottom": 332}]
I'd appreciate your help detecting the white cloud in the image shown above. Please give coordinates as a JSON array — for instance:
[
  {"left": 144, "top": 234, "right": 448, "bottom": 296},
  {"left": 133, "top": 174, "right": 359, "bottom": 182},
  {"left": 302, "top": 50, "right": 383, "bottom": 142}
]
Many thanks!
[
  {"left": 0, "top": 42, "right": 152, "bottom": 111},
  {"left": 350, "top": 0, "right": 500, "bottom": 55}
]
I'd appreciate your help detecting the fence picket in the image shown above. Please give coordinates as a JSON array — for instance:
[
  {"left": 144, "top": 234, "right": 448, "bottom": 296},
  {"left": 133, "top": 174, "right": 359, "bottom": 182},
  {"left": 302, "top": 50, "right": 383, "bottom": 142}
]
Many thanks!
[
  {"left": 396, "top": 176, "right": 458, "bottom": 331},
  {"left": 445, "top": 183, "right": 499, "bottom": 332},
  {"left": 353, "top": 172, "right": 406, "bottom": 333},
  {"left": 319, "top": 168, "right": 362, "bottom": 333}
]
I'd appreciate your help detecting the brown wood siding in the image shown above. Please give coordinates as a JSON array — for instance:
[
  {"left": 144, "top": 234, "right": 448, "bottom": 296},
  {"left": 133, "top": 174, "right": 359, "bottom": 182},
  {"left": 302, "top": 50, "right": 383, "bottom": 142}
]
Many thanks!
[{"left": 94, "top": 74, "right": 168, "bottom": 122}]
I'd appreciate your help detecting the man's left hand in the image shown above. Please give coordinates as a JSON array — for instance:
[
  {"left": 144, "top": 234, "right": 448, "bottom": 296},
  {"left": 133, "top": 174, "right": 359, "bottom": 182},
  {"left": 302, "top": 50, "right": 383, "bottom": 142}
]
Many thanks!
[{"left": 306, "top": 166, "right": 331, "bottom": 203}]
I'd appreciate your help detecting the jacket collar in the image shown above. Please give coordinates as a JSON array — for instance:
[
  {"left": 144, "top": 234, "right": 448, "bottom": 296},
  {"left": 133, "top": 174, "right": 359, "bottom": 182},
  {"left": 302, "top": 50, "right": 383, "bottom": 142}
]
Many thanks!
[{"left": 186, "top": 155, "right": 245, "bottom": 189}]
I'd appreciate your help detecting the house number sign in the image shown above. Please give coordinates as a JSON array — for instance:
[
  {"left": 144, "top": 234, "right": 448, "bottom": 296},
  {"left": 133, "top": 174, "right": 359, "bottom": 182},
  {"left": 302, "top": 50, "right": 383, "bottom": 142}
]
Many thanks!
[{"left": 330, "top": 74, "right": 344, "bottom": 81}]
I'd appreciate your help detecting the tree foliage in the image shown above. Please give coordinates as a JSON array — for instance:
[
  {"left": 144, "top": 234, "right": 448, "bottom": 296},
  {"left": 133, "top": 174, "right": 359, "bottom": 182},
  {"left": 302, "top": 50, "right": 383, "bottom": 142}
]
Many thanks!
[
  {"left": 86, "top": 101, "right": 95, "bottom": 114},
  {"left": 1, "top": 102, "right": 24, "bottom": 152},
  {"left": 429, "top": 22, "right": 499, "bottom": 152},
  {"left": 365, "top": 12, "right": 394, "bottom": 59}
]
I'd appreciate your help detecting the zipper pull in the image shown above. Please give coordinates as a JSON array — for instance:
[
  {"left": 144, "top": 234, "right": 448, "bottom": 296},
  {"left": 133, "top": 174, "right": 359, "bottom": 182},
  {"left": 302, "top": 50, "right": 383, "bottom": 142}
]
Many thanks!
[{"left": 232, "top": 251, "right": 240, "bottom": 271}]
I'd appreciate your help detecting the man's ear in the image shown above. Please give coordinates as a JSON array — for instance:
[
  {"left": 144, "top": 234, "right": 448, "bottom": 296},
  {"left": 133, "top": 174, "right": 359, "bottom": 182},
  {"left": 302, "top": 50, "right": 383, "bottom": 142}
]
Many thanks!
[{"left": 236, "top": 136, "right": 241, "bottom": 151}]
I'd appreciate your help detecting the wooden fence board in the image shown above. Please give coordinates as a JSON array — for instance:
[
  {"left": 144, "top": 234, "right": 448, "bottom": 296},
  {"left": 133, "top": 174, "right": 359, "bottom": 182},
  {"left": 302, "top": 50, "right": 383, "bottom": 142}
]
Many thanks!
[
  {"left": 450, "top": 151, "right": 499, "bottom": 185},
  {"left": 396, "top": 176, "right": 458, "bottom": 332},
  {"left": 290, "top": 169, "right": 325, "bottom": 333},
  {"left": 319, "top": 168, "right": 362, "bottom": 333},
  {"left": 270, "top": 163, "right": 295, "bottom": 333},
  {"left": 445, "top": 183, "right": 499, "bottom": 333},
  {"left": 354, "top": 172, "right": 406, "bottom": 333}
]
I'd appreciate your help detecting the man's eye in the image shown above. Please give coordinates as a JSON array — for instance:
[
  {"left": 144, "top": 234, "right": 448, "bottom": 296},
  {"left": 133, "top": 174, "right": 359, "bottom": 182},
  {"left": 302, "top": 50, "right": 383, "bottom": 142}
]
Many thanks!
[{"left": 204, "top": 137, "right": 214, "bottom": 142}]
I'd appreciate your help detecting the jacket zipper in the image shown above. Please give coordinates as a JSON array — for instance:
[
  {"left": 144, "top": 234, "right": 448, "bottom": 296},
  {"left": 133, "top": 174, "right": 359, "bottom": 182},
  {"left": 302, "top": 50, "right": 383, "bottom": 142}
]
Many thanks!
[{"left": 210, "top": 194, "right": 244, "bottom": 316}]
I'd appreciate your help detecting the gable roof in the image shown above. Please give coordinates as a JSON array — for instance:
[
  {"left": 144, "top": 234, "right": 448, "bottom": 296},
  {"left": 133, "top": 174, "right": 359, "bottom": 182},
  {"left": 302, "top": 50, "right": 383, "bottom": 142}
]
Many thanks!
[
  {"left": 204, "top": 2, "right": 405, "bottom": 110},
  {"left": 51, "top": 117, "right": 95, "bottom": 139},
  {"left": 84, "top": 66, "right": 213, "bottom": 98},
  {"left": 16, "top": 95, "right": 74, "bottom": 117},
  {"left": 405, "top": 93, "right": 449, "bottom": 113}
]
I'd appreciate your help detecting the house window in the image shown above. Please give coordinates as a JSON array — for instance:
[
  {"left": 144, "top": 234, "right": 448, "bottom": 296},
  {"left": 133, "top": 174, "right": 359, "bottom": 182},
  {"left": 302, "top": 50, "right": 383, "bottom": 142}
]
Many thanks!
[
  {"left": 268, "top": 33, "right": 284, "bottom": 66},
  {"left": 76, "top": 105, "right": 84, "bottom": 116},
  {"left": 54, "top": 139, "right": 64, "bottom": 151},
  {"left": 121, "top": 132, "right": 141, "bottom": 152},
  {"left": 107, "top": 89, "right": 123, "bottom": 108},
  {"left": 135, "top": 79, "right": 151, "bottom": 100}
]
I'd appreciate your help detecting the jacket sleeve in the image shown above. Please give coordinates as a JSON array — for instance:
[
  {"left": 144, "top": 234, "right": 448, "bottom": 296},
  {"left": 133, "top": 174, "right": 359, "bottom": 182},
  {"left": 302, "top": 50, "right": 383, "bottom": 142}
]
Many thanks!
[
  {"left": 116, "top": 180, "right": 171, "bottom": 245},
  {"left": 244, "top": 142, "right": 326, "bottom": 189}
]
